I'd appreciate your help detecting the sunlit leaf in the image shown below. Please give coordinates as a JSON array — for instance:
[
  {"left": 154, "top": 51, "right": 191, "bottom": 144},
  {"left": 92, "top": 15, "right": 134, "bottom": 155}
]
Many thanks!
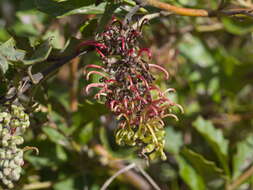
[{"left": 35, "top": 0, "right": 107, "bottom": 17}]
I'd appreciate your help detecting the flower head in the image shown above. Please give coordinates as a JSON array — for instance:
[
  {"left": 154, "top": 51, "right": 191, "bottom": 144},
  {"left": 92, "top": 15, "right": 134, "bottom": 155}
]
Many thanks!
[{"left": 80, "top": 18, "right": 183, "bottom": 160}]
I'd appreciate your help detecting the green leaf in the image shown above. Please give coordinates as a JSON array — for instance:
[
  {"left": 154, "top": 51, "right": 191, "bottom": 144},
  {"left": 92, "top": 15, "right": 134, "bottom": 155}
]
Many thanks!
[
  {"left": 0, "top": 38, "right": 26, "bottom": 62},
  {"left": 80, "top": 19, "right": 98, "bottom": 38},
  {"left": 193, "top": 116, "right": 230, "bottom": 176},
  {"left": 0, "top": 55, "right": 9, "bottom": 74},
  {"left": 56, "top": 144, "right": 68, "bottom": 161},
  {"left": 175, "top": 155, "right": 206, "bottom": 190},
  {"left": 54, "top": 178, "right": 75, "bottom": 190},
  {"left": 179, "top": 35, "right": 214, "bottom": 67},
  {"left": 42, "top": 126, "right": 69, "bottom": 147},
  {"left": 164, "top": 127, "right": 183, "bottom": 154},
  {"left": 78, "top": 122, "right": 94, "bottom": 145},
  {"left": 24, "top": 39, "right": 53, "bottom": 65},
  {"left": 96, "top": 2, "right": 119, "bottom": 33},
  {"left": 233, "top": 136, "right": 253, "bottom": 179},
  {"left": 222, "top": 17, "right": 253, "bottom": 35},
  {"left": 0, "top": 38, "right": 26, "bottom": 73},
  {"left": 181, "top": 147, "right": 225, "bottom": 185},
  {"left": 35, "top": 0, "right": 107, "bottom": 17},
  {"left": 64, "top": 3, "right": 107, "bottom": 16},
  {"left": 25, "top": 155, "right": 55, "bottom": 169}
]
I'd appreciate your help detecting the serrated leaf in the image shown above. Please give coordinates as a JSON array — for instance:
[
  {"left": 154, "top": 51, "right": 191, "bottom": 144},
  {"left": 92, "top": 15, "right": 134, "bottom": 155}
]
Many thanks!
[
  {"left": 175, "top": 155, "right": 206, "bottom": 190},
  {"left": 43, "top": 126, "right": 69, "bottom": 147},
  {"left": 24, "top": 39, "right": 53, "bottom": 65},
  {"left": 193, "top": 116, "right": 230, "bottom": 176},
  {"left": 181, "top": 147, "right": 225, "bottom": 184},
  {"left": 233, "top": 136, "right": 253, "bottom": 179}
]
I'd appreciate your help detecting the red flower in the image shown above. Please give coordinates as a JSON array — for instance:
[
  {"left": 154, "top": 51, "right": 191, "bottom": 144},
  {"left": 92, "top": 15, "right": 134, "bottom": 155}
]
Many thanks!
[{"left": 79, "top": 18, "right": 183, "bottom": 160}]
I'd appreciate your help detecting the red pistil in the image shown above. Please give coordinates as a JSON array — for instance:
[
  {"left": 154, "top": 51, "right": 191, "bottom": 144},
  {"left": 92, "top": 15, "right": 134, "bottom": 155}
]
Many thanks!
[
  {"left": 85, "top": 83, "right": 105, "bottom": 94},
  {"left": 86, "top": 70, "right": 109, "bottom": 80},
  {"left": 138, "top": 48, "right": 152, "bottom": 59},
  {"left": 149, "top": 64, "right": 169, "bottom": 80}
]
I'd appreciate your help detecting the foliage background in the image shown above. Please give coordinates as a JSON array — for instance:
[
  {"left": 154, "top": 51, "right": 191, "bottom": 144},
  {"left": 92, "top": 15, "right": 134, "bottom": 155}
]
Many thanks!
[{"left": 1, "top": 0, "right": 253, "bottom": 189}]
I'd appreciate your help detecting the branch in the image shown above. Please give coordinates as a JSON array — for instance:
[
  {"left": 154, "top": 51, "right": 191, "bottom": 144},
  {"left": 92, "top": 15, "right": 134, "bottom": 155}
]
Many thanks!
[
  {"left": 93, "top": 144, "right": 152, "bottom": 190},
  {"left": 0, "top": 48, "right": 93, "bottom": 104},
  {"left": 139, "top": 0, "right": 253, "bottom": 17},
  {"left": 136, "top": 165, "right": 161, "bottom": 190},
  {"left": 101, "top": 163, "right": 137, "bottom": 190},
  {"left": 23, "top": 182, "right": 52, "bottom": 190}
]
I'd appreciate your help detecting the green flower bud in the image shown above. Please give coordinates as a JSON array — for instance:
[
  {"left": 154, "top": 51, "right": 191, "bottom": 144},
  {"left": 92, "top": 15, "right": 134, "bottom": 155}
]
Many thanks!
[
  {"left": 2, "top": 140, "right": 9, "bottom": 147},
  {"left": 10, "top": 119, "right": 20, "bottom": 128},
  {"left": 14, "top": 156, "right": 23, "bottom": 166},
  {"left": 7, "top": 182, "right": 14, "bottom": 189},
  {"left": 3, "top": 168, "right": 11, "bottom": 176},
  {"left": 0, "top": 103, "right": 30, "bottom": 188},
  {"left": 8, "top": 160, "right": 17, "bottom": 169},
  {"left": 5, "top": 150, "right": 12, "bottom": 159}
]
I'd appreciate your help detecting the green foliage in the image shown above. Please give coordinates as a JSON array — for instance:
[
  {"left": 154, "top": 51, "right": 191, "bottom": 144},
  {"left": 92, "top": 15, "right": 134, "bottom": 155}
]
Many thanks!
[
  {"left": 193, "top": 117, "right": 229, "bottom": 175},
  {"left": 0, "top": 38, "right": 25, "bottom": 74},
  {"left": 1, "top": 0, "right": 253, "bottom": 189}
]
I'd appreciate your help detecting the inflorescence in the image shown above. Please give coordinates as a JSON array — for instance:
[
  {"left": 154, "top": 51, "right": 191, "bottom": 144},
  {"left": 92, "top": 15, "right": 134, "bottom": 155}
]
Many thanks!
[
  {"left": 79, "top": 18, "right": 183, "bottom": 160},
  {"left": 0, "top": 104, "right": 30, "bottom": 188}
]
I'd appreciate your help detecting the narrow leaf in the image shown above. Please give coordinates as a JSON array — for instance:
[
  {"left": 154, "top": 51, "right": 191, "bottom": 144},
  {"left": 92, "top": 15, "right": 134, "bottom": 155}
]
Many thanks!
[{"left": 42, "top": 126, "right": 69, "bottom": 147}]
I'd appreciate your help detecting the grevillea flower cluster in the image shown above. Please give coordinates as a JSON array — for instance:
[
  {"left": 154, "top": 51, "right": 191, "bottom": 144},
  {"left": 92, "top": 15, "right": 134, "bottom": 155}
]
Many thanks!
[
  {"left": 79, "top": 18, "right": 183, "bottom": 160},
  {"left": 0, "top": 104, "right": 30, "bottom": 188}
]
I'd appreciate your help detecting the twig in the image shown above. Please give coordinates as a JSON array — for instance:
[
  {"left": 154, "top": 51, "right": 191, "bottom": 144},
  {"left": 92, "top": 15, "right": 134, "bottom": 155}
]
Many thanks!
[
  {"left": 123, "top": 5, "right": 141, "bottom": 25},
  {"left": 132, "top": 11, "right": 172, "bottom": 29},
  {"left": 100, "top": 163, "right": 136, "bottom": 190},
  {"left": 136, "top": 165, "right": 162, "bottom": 190},
  {"left": 138, "top": 0, "right": 253, "bottom": 17},
  {"left": 69, "top": 57, "right": 79, "bottom": 112},
  {"left": 23, "top": 182, "right": 52, "bottom": 190},
  {"left": 227, "top": 165, "right": 253, "bottom": 190},
  {"left": 93, "top": 144, "right": 152, "bottom": 190},
  {"left": 0, "top": 48, "right": 93, "bottom": 104}
]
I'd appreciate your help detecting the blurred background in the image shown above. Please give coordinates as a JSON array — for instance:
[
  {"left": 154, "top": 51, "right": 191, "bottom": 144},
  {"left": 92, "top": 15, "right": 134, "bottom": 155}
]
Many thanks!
[{"left": 1, "top": 0, "right": 253, "bottom": 189}]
